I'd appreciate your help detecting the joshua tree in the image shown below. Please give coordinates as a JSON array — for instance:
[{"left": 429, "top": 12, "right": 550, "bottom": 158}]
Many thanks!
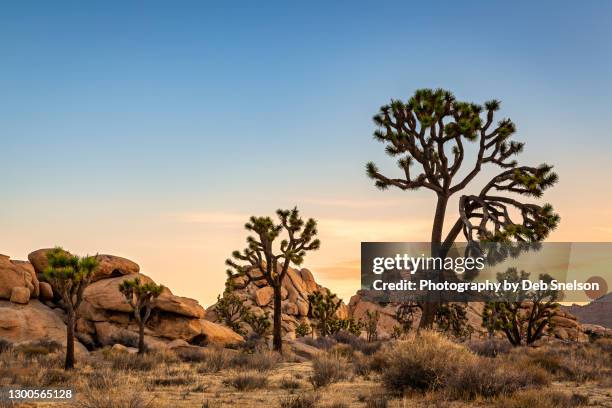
[
  {"left": 366, "top": 88, "right": 560, "bottom": 328},
  {"left": 227, "top": 207, "right": 320, "bottom": 353},
  {"left": 44, "top": 247, "right": 99, "bottom": 369},
  {"left": 308, "top": 289, "right": 342, "bottom": 337},
  {"left": 214, "top": 292, "right": 250, "bottom": 335},
  {"left": 364, "top": 310, "right": 380, "bottom": 342},
  {"left": 244, "top": 311, "right": 272, "bottom": 338},
  {"left": 482, "top": 268, "right": 561, "bottom": 346},
  {"left": 118, "top": 277, "right": 164, "bottom": 354}
]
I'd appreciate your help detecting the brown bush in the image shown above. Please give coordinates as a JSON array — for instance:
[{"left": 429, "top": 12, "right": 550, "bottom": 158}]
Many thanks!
[
  {"left": 229, "top": 350, "right": 282, "bottom": 372},
  {"left": 309, "top": 353, "right": 351, "bottom": 388},
  {"left": 278, "top": 393, "right": 319, "bottom": 408},
  {"left": 223, "top": 371, "right": 268, "bottom": 391},
  {"left": 380, "top": 331, "right": 474, "bottom": 393},
  {"left": 494, "top": 389, "right": 588, "bottom": 408}
]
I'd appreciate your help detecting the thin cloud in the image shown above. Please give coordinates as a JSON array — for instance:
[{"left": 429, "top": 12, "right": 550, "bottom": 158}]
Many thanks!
[{"left": 170, "top": 211, "right": 250, "bottom": 225}]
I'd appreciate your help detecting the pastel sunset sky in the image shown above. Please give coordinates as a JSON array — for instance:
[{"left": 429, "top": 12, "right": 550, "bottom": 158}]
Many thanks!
[{"left": 1, "top": 2, "right": 611, "bottom": 306}]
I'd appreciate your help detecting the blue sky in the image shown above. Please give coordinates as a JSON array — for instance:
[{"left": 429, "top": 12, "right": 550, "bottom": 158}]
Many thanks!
[{"left": 1, "top": 2, "right": 611, "bottom": 304}]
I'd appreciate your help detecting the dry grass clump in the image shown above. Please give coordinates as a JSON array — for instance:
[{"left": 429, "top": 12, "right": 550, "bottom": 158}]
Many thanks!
[
  {"left": 467, "top": 337, "right": 512, "bottom": 357},
  {"left": 514, "top": 342, "right": 611, "bottom": 383},
  {"left": 76, "top": 384, "right": 157, "bottom": 408},
  {"left": 0, "top": 338, "right": 13, "bottom": 353},
  {"left": 278, "top": 393, "right": 319, "bottom": 408},
  {"left": 222, "top": 370, "right": 268, "bottom": 391},
  {"left": 447, "top": 357, "right": 549, "bottom": 400},
  {"left": 377, "top": 330, "right": 550, "bottom": 399},
  {"left": 150, "top": 365, "right": 196, "bottom": 387},
  {"left": 229, "top": 350, "right": 282, "bottom": 372},
  {"left": 310, "top": 353, "right": 351, "bottom": 388},
  {"left": 99, "top": 348, "right": 176, "bottom": 371},
  {"left": 494, "top": 389, "right": 588, "bottom": 408},
  {"left": 380, "top": 330, "right": 474, "bottom": 393},
  {"left": 279, "top": 376, "right": 301, "bottom": 390}
]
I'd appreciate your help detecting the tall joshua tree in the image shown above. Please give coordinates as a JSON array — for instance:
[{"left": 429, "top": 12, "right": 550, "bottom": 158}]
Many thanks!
[
  {"left": 227, "top": 207, "right": 320, "bottom": 353},
  {"left": 119, "top": 277, "right": 164, "bottom": 354},
  {"left": 366, "top": 88, "right": 560, "bottom": 328},
  {"left": 44, "top": 247, "right": 99, "bottom": 369}
]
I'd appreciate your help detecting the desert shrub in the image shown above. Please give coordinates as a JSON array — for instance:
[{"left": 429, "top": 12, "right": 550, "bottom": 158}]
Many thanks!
[
  {"left": 467, "top": 338, "right": 512, "bottom": 357},
  {"left": 331, "top": 331, "right": 381, "bottom": 355},
  {"left": 301, "top": 336, "right": 337, "bottom": 350},
  {"left": 518, "top": 344, "right": 611, "bottom": 382},
  {"left": 295, "top": 322, "right": 311, "bottom": 338},
  {"left": 0, "top": 338, "right": 13, "bottom": 353},
  {"left": 229, "top": 350, "right": 282, "bottom": 372},
  {"left": 15, "top": 339, "right": 62, "bottom": 358},
  {"left": 363, "top": 310, "right": 379, "bottom": 342},
  {"left": 176, "top": 346, "right": 209, "bottom": 362},
  {"left": 364, "top": 393, "right": 388, "bottom": 408},
  {"left": 223, "top": 371, "right": 268, "bottom": 391},
  {"left": 446, "top": 358, "right": 549, "bottom": 400},
  {"left": 201, "top": 400, "right": 222, "bottom": 408},
  {"left": 310, "top": 353, "right": 351, "bottom": 388},
  {"left": 592, "top": 337, "right": 612, "bottom": 356},
  {"left": 107, "top": 350, "right": 158, "bottom": 371},
  {"left": 279, "top": 377, "right": 301, "bottom": 390},
  {"left": 278, "top": 393, "right": 319, "bottom": 408},
  {"left": 351, "top": 351, "right": 372, "bottom": 377},
  {"left": 195, "top": 348, "right": 233, "bottom": 373},
  {"left": 39, "top": 368, "right": 72, "bottom": 386},
  {"left": 381, "top": 331, "right": 474, "bottom": 394},
  {"left": 327, "top": 403, "right": 349, "bottom": 408},
  {"left": 76, "top": 384, "right": 156, "bottom": 408},
  {"left": 494, "top": 389, "right": 588, "bottom": 408},
  {"left": 87, "top": 368, "right": 121, "bottom": 390}
]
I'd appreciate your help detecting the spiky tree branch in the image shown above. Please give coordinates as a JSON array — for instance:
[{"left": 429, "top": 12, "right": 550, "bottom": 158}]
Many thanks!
[
  {"left": 366, "top": 88, "right": 560, "bottom": 328},
  {"left": 226, "top": 207, "right": 320, "bottom": 353}
]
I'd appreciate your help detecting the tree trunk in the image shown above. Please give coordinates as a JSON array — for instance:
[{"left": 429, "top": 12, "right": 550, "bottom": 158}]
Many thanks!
[
  {"left": 65, "top": 311, "right": 75, "bottom": 370},
  {"left": 419, "top": 194, "right": 449, "bottom": 330},
  {"left": 138, "top": 320, "right": 145, "bottom": 355},
  {"left": 272, "top": 284, "right": 283, "bottom": 353}
]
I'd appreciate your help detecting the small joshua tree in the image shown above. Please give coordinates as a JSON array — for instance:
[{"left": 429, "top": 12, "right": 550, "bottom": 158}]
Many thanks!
[
  {"left": 295, "top": 321, "right": 311, "bottom": 338},
  {"left": 482, "top": 268, "right": 561, "bottom": 346},
  {"left": 366, "top": 88, "right": 560, "bottom": 328},
  {"left": 245, "top": 311, "right": 272, "bottom": 338},
  {"left": 308, "top": 289, "right": 342, "bottom": 337},
  {"left": 214, "top": 292, "right": 250, "bottom": 335},
  {"left": 434, "top": 303, "right": 473, "bottom": 340},
  {"left": 364, "top": 310, "right": 380, "bottom": 342},
  {"left": 118, "top": 277, "right": 164, "bottom": 354},
  {"left": 44, "top": 247, "right": 99, "bottom": 369},
  {"left": 227, "top": 207, "right": 320, "bottom": 353}
]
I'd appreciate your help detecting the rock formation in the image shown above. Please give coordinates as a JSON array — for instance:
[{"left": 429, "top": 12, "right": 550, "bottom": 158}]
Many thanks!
[
  {"left": 561, "top": 293, "right": 612, "bottom": 329},
  {"left": 348, "top": 290, "right": 591, "bottom": 342},
  {"left": 0, "top": 249, "right": 243, "bottom": 352},
  {"left": 206, "top": 265, "right": 348, "bottom": 339}
]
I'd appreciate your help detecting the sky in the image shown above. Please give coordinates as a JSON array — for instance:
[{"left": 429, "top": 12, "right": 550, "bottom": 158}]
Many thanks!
[{"left": 1, "top": 1, "right": 611, "bottom": 306}]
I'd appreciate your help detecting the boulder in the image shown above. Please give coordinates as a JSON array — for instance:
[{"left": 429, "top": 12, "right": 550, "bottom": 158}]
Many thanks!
[
  {"left": 0, "top": 255, "right": 37, "bottom": 300},
  {"left": 39, "top": 282, "right": 54, "bottom": 300},
  {"left": 92, "top": 254, "right": 139, "bottom": 281},
  {"left": 0, "top": 300, "right": 87, "bottom": 354},
  {"left": 149, "top": 315, "right": 203, "bottom": 341},
  {"left": 155, "top": 289, "right": 206, "bottom": 319},
  {"left": 199, "top": 320, "right": 243, "bottom": 346},
  {"left": 254, "top": 286, "right": 288, "bottom": 307},
  {"left": 10, "top": 287, "right": 30, "bottom": 304}
]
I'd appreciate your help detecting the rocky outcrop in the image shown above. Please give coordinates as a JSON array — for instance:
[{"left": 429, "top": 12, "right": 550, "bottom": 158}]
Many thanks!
[
  {"left": 0, "top": 300, "right": 88, "bottom": 354},
  {"left": 348, "top": 290, "right": 589, "bottom": 341},
  {"left": 0, "top": 249, "right": 243, "bottom": 351},
  {"left": 206, "top": 265, "right": 348, "bottom": 339},
  {"left": 561, "top": 293, "right": 612, "bottom": 329},
  {"left": 0, "top": 254, "right": 39, "bottom": 301}
]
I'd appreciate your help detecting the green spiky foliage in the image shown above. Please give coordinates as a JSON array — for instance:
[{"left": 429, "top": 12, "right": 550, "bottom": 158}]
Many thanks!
[
  {"left": 294, "top": 321, "right": 311, "bottom": 338},
  {"left": 366, "top": 88, "right": 560, "bottom": 328},
  {"left": 118, "top": 277, "right": 164, "bottom": 354},
  {"left": 308, "top": 289, "right": 342, "bottom": 337},
  {"left": 244, "top": 311, "right": 272, "bottom": 338},
  {"left": 434, "top": 303, "right": 473, "bottom": 340},
  {"left": 226, "top": 207, "right": 320, "bottom": 353},
  {"left": 43, "top": 247, "right": 99, "bottom": 369},
  {"left": 482, "top": 268, "right": 561, "bottom": 346},
  {"left": 363, "top": 310, "right": 380, "bottom": 342},
  {"left": 329, "top": 318, "right": 364, "bottom": 336},
  {"left": 214, "top": 293, "right": 249, "bottom": 336}
]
